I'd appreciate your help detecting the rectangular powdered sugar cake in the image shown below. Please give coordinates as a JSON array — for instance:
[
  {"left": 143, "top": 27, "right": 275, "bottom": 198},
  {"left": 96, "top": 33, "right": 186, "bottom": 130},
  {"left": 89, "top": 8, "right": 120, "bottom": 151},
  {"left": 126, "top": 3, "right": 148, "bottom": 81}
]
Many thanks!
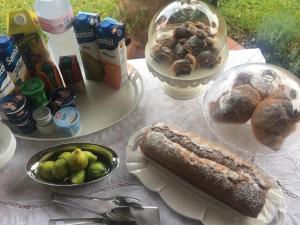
[{"left": 139, "top": 123, "right": 271, "bottom": 218}]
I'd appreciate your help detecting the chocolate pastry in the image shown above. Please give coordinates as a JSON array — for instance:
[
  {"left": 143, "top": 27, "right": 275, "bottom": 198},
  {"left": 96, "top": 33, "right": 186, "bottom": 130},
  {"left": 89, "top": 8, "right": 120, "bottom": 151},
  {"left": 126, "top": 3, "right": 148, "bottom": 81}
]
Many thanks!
[
  {"left": 197, "top": 50, "right": 220, "bottom": 68},
  {"left": 152, "top": 44, "right": 174, "bottom": 63},
  {"left": 173, "top": 26, "right": 193, "bottom": 39},
  {"left": 210, "top": 84, "right": 261, "bottom": 123},
  {"left": 156, "top": 34, "right": 178, "bottom": 49},
  {"left": 173, "top": 43, "right": 188, "bottom": 60},
  {"left": 251, "top": 90, "right": 295, "bottom": 150},
  {"left": 233, "top": 72, "right": 254, "bottom": 87},
  {"left": 184, "top": 35, "right": 208, "bottom": 56},
  {"left": 171, "top": 59, "right": 193, "bottom": 76},
  {"left": 152, "top": 20, "right": 221, "bottom": 74},
  {"left": 185, "top": 53, "right": 197, "bottom": 70}
]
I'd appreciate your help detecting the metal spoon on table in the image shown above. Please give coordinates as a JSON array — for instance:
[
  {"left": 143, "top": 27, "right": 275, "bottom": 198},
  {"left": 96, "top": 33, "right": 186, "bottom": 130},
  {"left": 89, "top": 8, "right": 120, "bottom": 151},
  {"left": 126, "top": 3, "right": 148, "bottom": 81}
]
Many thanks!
[{"left": 51, "top": 192, "right": 160, "bottom": 225}]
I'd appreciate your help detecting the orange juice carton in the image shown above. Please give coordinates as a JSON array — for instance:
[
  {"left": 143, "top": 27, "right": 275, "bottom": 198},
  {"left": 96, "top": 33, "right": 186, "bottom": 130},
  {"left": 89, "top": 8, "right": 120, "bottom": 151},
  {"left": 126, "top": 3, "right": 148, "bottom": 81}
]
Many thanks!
[
  {"left": 97, "top": 17, "right": 128, "bottom": 89},
  {"left": 7, "top": 10, "right": 63, "bottom": 95}
]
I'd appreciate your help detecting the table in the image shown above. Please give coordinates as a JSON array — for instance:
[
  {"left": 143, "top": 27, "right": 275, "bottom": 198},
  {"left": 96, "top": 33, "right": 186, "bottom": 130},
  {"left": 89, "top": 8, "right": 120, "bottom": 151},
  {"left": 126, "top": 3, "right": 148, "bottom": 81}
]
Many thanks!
[{"left": 1, "top": 49, "right": 299, "bottom": 225}]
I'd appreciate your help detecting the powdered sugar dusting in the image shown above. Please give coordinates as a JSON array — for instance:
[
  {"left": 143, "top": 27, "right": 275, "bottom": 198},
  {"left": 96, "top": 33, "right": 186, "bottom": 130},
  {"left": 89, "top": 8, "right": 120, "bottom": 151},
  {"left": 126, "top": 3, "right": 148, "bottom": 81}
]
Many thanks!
[{"left": 140, "top": 123, "right": 270, "bottom": 217}]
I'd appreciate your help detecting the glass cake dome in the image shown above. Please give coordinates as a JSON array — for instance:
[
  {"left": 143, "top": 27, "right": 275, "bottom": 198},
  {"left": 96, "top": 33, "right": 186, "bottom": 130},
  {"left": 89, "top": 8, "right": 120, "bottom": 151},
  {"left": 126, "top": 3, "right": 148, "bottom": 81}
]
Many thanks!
[
  {"left": 202, "top": 63, "right": 300, "bottom": 155},
  {"left": 145, "top": 0, "right": 228, "bottom": 99}
]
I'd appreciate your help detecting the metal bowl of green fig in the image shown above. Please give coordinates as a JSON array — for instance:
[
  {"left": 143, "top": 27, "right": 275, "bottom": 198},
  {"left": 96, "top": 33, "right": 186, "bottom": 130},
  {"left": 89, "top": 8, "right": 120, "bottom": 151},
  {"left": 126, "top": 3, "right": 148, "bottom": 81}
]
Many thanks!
[{"left": 26, "top": 143, "right": 119, "bottom": 187}]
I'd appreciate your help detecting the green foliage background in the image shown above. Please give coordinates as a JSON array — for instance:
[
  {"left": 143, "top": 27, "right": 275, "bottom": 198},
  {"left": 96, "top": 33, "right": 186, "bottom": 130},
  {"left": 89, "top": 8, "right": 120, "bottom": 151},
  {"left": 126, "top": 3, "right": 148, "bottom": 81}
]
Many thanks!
[{"left": 0, "top": 0, "right": 299, "bottom": 76}]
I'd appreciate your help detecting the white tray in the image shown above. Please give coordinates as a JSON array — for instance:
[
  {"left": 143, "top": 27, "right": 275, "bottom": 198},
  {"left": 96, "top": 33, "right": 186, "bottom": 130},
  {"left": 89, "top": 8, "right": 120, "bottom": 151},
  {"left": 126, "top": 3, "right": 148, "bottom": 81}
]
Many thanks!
[
  {"left": 5, "top": 64, "right": 143, "bottom": 141},
  {"left": 126, "top": 127, "right": 286, "bottom": 225}
]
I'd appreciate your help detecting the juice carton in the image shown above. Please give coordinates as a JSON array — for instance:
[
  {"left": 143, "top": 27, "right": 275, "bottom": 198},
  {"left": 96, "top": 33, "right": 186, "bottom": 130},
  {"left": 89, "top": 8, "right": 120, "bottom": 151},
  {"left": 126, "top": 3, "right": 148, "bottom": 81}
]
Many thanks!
[
  {"left": 73, "top": 12, "right": 105, "bottom": 81},
  {"left": 0, "top": 61, "right": 15, "bottom": 99},
  {"left": 0, "top": 35, "right": 29, "bottom": 86},
  {"left": 7, "top": 10, "right": 63, "bottom": 95},
  {"left": 97, "top": 17, "right": 128, "bottom": 89}
]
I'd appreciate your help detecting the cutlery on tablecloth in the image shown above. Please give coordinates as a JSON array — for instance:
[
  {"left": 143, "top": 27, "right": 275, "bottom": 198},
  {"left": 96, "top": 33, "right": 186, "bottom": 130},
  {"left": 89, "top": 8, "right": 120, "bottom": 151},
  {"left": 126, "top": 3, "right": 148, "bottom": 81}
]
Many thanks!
[
  {"left": 51, "top": 192, "right": 160, "bottom": 225},
  {"left": 48, "top": 217, "right": 110, "bottom": 224}
]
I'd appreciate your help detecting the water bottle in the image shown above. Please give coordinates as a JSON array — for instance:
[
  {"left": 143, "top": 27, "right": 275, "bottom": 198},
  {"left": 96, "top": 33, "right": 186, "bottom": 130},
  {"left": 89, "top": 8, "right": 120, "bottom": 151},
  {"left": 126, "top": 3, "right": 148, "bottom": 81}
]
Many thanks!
[{"left": 34, "top": 0, "right": 83, "bottom": 73}]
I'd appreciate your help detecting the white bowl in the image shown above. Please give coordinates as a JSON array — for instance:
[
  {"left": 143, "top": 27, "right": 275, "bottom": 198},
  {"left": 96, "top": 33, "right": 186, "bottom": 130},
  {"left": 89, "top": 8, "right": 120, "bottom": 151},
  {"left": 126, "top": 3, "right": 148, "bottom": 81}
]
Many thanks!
[{"left": 0, "top": 122, "right": 16, "bottom": 170}]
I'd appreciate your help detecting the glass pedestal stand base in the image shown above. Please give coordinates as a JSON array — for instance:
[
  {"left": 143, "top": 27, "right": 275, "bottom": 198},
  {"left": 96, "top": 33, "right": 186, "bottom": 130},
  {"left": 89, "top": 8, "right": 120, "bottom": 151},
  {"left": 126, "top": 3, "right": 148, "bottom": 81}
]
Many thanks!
[{"left": 161, "top": 82, "right": 205, "bottom": 99}]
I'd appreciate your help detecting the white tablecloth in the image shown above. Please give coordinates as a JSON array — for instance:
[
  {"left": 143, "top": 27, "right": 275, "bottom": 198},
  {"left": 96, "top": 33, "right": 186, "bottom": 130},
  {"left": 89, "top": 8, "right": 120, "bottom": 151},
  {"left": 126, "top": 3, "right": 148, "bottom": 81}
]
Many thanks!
[{"left": 1, "top": 49, "right": 299, "bottom": 225}]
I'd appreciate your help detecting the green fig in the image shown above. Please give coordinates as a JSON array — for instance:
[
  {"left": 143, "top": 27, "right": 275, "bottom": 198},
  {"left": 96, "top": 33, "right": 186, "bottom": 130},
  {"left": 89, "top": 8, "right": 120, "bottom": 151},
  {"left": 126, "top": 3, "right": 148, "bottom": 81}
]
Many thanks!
[
  {"left": 52, "top": 158, "right": 69, "bottom": 180},
  {"left": 67, "top": 149, "right": 88, "bottom": 171},
  {"left": 86, "top": 161, "right": 107, "bottom": 181},
  {"left": 70, "top": 170, "right": 86, "bottom": 184},
  {"left": 38, "top": 161, "right": 55, "bottom": 181},
  {"left": 58, "top": 152, "right": 72, "bottom": 161},
  {"left": 84, "top": 151, "right": 98, "bottom": 165}
]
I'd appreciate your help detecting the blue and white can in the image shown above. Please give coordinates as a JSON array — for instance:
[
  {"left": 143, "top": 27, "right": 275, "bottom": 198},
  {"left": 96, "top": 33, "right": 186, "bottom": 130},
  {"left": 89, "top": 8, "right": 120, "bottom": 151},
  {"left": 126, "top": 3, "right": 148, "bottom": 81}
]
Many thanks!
[
  {"left": 0, "top": 61, "right": 15, "bottom": 99},
  {"left": 0, "top": 35, "right": 29, "bottom": 86}
]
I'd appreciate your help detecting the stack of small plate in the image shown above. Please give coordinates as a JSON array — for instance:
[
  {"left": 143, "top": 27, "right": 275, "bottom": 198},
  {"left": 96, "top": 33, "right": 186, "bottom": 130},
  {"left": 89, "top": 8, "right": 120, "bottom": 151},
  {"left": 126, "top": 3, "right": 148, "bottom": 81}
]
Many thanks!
[{"left": 0, "top": 121, "right": 16, "bottom": 170}]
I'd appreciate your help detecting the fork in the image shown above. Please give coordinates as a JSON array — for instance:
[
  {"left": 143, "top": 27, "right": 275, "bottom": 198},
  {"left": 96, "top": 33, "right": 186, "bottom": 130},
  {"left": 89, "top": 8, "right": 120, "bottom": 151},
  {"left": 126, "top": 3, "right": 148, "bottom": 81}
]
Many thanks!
[{"left": 51, "top": 192, "right": 138, "bottom": 225}]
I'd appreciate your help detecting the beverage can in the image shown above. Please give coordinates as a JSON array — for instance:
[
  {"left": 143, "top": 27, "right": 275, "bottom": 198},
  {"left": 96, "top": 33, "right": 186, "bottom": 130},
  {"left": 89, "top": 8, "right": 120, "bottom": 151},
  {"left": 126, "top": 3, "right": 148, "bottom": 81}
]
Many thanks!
[
  {"left": 97, "top": 17, "right": 128, "bottom": 89},
  {"left": 0, "top": 61, "right": 15, "bottom": 99},
  {"left": 59, "top": 55, "right": 84, "bottom": 93},
  {"left": 7, "top": 10, "right": 51, "bottom": 77},
  {"left": 73, "top": 12, "right": 105, "bottom": 81},
  {"left": 0, "top": 35, "right": 29, "bottom": 86}
]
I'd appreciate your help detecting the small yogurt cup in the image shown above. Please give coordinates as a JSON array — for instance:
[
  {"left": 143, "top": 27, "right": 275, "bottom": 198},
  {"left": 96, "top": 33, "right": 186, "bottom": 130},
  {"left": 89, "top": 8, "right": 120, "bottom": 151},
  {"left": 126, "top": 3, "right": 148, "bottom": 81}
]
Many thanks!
[
  {"left": 50, "top": 88, "right": 76, "bottom": 114},
  {"left": 0, "top": 92, "right": 31, "bottom": 122},
  {"left": 53, "top": 107, "right": 80, "bottom": 136},
  {"left": 36, "top": 122, "right": 56, "bottom": 135},
  {"left": 8, "top": 109, "right": 31, "bottom": 125},
  {"left": 20, "top": 77, "right": 48, "bottom": 109},
  {"left": 16, "top": 117, "right": 36, "bottom": 134},
  {"left": 32, "top": 106, "right": 52, "bottom": 126},
  {"left": 33, "top": 106, "right": 56, "bottom": 135}
]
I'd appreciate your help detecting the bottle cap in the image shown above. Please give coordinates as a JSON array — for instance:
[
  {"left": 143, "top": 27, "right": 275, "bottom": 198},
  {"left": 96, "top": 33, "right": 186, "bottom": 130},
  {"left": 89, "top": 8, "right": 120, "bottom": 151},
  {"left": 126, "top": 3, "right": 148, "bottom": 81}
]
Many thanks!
[
  {"left": 0, "top": 36, "right": 12, "bottom": 52},
  {"left": 14, "top": 14, "right": 27, "bottom": 26},
  {"left": 100, "top": 20, "right": 111, "bottom": 33}
]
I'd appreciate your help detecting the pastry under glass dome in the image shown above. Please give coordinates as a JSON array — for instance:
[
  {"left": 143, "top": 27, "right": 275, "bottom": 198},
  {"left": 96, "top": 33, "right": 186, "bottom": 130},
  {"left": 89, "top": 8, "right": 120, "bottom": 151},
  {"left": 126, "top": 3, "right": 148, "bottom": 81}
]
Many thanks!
[
  {"left": 145, "top": 0, "right": 228, "bottom": 99},
  {"left": 202, "top": 63, "right": 300, "bottom": 155}
]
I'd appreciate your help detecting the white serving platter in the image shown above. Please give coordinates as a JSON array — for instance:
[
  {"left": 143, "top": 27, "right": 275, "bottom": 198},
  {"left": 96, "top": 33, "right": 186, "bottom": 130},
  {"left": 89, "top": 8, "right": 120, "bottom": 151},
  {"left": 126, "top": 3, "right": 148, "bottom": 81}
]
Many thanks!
[
  {"left": 3, "top": 64, "right": 143, "bottom": 141},
  {"left": 126, "top": 127, "right": 286, "bottom": 225}
]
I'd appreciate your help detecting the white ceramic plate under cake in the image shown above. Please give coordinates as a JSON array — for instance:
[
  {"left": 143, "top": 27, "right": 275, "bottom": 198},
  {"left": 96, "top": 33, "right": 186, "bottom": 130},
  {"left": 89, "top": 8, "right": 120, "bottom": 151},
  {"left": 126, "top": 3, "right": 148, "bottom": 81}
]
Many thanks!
[
  {"left": 5, "top": 64, "right": 144, "bottom": 141},
  {"left": 126, "top": 127, "right": 286, "bottom": 225},
  {"left": 0, "top": 122, "right": 16, "bottom": 170}
]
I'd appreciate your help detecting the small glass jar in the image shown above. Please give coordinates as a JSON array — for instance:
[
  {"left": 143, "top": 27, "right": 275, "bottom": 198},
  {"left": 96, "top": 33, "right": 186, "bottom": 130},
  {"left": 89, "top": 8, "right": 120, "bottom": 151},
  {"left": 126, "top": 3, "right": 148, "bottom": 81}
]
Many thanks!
[{"left": 32, "top": 106, "right": 56, "bottom": 135}]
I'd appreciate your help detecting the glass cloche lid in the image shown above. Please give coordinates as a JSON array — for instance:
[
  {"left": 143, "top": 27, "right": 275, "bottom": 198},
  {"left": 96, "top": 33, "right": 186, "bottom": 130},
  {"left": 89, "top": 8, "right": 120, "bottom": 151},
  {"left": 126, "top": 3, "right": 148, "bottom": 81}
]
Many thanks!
[
  {"left": 146, "top": 0, "right": 228, "bottom": 80},
  {"left": 202, "top": 63, "right": 300, "bottom": 154}
]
